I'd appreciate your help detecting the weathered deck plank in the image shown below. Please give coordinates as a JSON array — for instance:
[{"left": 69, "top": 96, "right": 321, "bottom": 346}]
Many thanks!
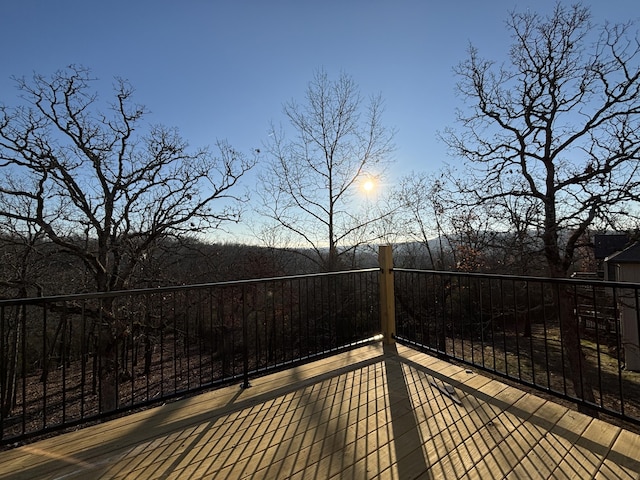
[{"left": 0, "top": 342, "right": 639, "bottom": 479}]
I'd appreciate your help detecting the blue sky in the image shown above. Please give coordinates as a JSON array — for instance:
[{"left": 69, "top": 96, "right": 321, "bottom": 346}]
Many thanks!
[{"left": 1, "top": 1, "right": 638, "bottom": 241}]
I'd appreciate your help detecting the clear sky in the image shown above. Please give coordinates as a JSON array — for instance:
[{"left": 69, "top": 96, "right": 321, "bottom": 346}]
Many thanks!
[{"left": 1, "top": 1, "right": 638, "bottom": 242}]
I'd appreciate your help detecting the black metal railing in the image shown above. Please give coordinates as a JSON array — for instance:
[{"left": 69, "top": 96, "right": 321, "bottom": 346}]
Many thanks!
[
  {"left": 394, "top": 268, "right": 640, "bottom": 425},
  {"left": 5, "top": 260, "right": 640, "bottom": 446},
  {"left": 0, "top": 269, "right": 381, "bottom": 445}
]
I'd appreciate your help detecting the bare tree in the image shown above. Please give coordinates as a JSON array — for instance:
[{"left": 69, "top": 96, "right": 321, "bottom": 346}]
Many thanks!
[
  {"left": 393, "top": 172, "right": 457, "bottom": 269},
  {"left": 258, "top": 70, "right": 395, "bottom": 271},
  {"left": 394, "top": 172, "right": 511, "bottom": 272},
  {"left": 0, "top": 66, "right": 256, "bottom": 293},
  {"left": 0, "top": 214, "right": 48, "bottom": 416},
  {"left": 0, "top": 66, "right": 256, "bottom": 410},
  {"left": 444, "top": 3, "right": 640, "bottom": 410},
  {"left": 445, "top": 3, "right": 640, "bottom": 278}
]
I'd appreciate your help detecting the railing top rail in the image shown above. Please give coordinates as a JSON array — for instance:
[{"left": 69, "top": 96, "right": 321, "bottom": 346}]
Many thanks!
[
  {"left": 394, "top": 267, "right": 640, "bottom": 290},
  {"left": 0, "top": 267, "right": 380, "bottom": 306}
]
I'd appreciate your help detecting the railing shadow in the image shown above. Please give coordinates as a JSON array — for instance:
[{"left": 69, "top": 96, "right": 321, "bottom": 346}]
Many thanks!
[
  {"left": 383, "top": 343, "right": 432, "bottom": 479},
  {"left": 4, "top": 342, "right": 640, "bottom": 478},
  {"left": 0, "top": 347, "right": 386, "bottom": 479}
]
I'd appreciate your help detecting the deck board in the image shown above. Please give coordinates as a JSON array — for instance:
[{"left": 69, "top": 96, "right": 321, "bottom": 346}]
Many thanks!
[{"left": 1, "top": 342, "right": 639, "bottom": 479}]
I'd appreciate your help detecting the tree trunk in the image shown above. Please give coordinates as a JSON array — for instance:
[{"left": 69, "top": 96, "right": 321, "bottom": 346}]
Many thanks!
[
  {"left": 97, "top": 320, "right": 118, "bottom": 412},
  {"left": 96, "top": 299, "right": 119, "bottom": 413},
  {"left": 1, "top": 312, "right": 20, "bottom": 417},
  {"left": 556, "top": 286, "right": 598, "bottom": 415}
]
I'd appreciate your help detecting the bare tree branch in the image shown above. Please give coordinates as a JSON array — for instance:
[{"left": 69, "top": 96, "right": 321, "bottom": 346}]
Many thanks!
[
  {"left": 443, "top": 3, "right": 640, "bottom": 277},
  {"left": 0, "top": 65, "right": 256, "bottom": 292},
  {"left": 257, "top": 69, "right": 395, "bottom": 271}
]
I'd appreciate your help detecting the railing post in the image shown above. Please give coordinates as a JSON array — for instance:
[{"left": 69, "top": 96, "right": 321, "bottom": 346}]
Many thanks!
[{"left": 379, "top": 245, "right": 396, "bottom": 345}]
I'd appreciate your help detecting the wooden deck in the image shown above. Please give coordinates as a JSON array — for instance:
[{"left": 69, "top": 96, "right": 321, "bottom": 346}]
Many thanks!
[{"left": 1, "top": 343, "right": 640, "bottom": 479}]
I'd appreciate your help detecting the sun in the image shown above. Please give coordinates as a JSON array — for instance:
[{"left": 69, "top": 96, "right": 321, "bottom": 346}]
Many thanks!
[{"left": 363, "top": 179, "right": 375, "bottom": 192}]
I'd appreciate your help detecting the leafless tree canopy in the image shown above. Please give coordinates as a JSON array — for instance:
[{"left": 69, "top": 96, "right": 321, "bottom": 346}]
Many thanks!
[
  {"left": 0, "top": 66, "right": 256, "bottom": 292},
  {"left": 444, "top": 3, "right": 640, "bottom": 277},
  {"left": 259, "top": 70, "right": 395, "bottom": 271}
]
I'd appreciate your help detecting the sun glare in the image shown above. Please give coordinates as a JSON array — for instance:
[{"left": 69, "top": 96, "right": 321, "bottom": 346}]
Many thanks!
[{"left": 363, "top": 179, "right": 375, "bottom": 192}]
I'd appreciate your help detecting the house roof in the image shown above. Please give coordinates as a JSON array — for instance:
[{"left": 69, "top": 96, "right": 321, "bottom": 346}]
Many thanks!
[
  {"left": 595, "top": 234, "right": 629, "bottom": 259},
  {"left": 605, "top": 241, "right": 640, "bottom": 264}
]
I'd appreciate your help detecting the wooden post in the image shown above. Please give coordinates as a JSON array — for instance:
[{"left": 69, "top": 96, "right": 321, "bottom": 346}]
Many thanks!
[{"left": 379, "top": 245, "right": 396, "bottom": 345}]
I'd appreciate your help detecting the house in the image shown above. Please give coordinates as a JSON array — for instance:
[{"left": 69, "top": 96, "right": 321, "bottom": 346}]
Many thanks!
[{"left": 605, "top": 241, "right": 640, "bottom": 370}]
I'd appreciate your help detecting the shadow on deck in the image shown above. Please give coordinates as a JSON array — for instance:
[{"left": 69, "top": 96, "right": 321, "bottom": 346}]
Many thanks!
[{"left": 1, "top": 343, "right": 639, "bottom": 479}]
